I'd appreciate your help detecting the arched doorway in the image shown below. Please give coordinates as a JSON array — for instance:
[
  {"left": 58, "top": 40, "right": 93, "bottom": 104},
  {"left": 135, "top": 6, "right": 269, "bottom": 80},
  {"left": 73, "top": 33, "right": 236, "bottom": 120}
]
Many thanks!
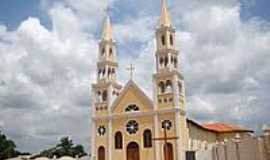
[
  {"left": 163, "top": 143, "right": 173, "bottom": 160},
  {"left": 127, "top": 142, "right": 140, "bottom": 160},
  {"left": 98, "top": 146, "right": 105, "bottom": 160}
]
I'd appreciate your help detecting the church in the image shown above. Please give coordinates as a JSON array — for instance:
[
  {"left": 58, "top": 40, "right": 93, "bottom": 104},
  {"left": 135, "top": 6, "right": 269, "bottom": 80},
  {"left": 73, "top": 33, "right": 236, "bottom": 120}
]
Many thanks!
[{"left": 90, "top": 1, "right": 255, "bottom": 160}]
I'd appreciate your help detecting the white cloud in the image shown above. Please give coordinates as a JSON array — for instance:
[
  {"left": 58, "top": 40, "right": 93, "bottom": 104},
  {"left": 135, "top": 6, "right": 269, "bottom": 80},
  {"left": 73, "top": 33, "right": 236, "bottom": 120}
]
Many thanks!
[
  {"left": 0, "top": 0, "right": 270, "bottom": 153},
  {"left": 0, "top": 3, "right": 97, "bottom": 152}
]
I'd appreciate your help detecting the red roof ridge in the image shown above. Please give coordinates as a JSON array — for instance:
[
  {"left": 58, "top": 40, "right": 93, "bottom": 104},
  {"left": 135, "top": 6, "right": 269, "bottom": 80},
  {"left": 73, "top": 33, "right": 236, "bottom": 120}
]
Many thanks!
[{"left": 202, "top": 122, "right": 253, "bottom": 133}]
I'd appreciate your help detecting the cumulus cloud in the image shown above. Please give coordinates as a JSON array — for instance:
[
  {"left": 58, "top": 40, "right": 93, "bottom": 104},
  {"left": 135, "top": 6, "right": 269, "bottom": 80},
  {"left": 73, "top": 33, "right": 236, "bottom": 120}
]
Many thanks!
[
  {"left": 0, "top": 2, "right": 98, "bottom": 152},
  {"left": 0, "top": 0, "right": 270, "bottom": 153},
  {"left": 173, "top": 0, "right": 270, "bottom": 131}
]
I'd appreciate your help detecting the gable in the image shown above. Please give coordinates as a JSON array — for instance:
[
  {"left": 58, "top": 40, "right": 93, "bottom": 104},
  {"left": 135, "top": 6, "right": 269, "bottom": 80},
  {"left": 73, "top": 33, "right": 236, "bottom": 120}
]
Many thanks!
[{"left": 111, "top": 80, "right": 153, "bottom": 114}]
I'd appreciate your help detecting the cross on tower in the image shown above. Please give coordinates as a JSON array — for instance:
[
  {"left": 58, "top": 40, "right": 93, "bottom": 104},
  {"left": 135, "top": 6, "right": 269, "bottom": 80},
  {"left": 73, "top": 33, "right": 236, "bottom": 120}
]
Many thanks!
[
  {"left": 105, "top": 5, "right": 111, "bottom": 15},
  {"left": 153, "top": 126, "right": 178, "bottom": 160},
  {"left": 127, "top": 64, "right": 135, "bottom": 79}
]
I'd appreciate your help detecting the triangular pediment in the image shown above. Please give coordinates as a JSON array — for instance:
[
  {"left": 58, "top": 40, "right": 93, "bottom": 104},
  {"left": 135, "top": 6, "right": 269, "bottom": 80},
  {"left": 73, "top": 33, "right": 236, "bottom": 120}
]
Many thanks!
[{"left": 111, "top": 80, "right": 153, "bottom": 113}]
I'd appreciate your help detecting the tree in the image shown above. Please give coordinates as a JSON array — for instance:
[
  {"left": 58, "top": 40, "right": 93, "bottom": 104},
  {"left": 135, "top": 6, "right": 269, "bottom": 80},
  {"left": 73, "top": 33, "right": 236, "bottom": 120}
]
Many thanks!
[
  {"left": 0, "top": 130, "right": 23, "bottom": 159},
  {"left": 56, "top": 137, "right": 74, "bottom": 157},
  {"left": 73, "top": 145, "right": 86, "bottom": 157},
  {"left": 36, "top": 136, "right": 87, "bottom": 158}
]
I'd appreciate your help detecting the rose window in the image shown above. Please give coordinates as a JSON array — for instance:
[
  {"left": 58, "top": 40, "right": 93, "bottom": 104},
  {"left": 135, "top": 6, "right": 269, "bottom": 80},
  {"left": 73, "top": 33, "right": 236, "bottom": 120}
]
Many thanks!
[
  {"left": 162, "top": 120, "right": 172, "bottom": 130},
  {"left": 98, "top": 126, "right": 106, "bottom": 136},
  {"left": 126, "top": 120, "right": 139, "bottom": 134}
]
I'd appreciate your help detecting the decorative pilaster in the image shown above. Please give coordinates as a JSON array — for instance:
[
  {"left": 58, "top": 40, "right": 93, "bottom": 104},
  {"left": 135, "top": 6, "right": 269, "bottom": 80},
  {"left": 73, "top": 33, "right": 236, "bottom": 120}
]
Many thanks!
[
  {"left": 91, "top": 121, "right": 96, "bottom": 160},
  {"left": 108, "top": 120, "right": 113, "bottom": 160}
]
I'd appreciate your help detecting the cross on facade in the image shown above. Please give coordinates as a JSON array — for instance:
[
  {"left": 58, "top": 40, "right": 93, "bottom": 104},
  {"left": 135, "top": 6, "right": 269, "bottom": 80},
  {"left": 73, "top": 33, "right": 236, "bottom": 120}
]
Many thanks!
[
  {"left": 153, "top": 127, "right": 178, "bottom": 160},
  {"left": 127, "top": 64, "right": 135, "bottom": 79}
]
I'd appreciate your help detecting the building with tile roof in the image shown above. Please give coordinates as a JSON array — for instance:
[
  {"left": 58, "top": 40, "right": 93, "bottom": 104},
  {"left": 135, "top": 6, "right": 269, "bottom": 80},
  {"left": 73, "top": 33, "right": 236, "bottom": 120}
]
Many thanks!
[{"left": 89, "top": 1, "right": 268, "bottom": 160}]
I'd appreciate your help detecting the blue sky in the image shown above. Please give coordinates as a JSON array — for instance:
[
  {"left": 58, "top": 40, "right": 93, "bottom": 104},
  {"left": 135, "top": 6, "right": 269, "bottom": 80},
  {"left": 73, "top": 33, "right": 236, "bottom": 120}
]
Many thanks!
[
  {"left": 0, "top": 0, "right": 50, "bottom": 30},
  {"left": 0, "top": 0, "right": 269, "bottom": 59},
  {"left": 0, "top": 0, "right": 270, "bottom": 153},
  {"left": 1, "top": 0, "right": 270, "bottom": 31}
]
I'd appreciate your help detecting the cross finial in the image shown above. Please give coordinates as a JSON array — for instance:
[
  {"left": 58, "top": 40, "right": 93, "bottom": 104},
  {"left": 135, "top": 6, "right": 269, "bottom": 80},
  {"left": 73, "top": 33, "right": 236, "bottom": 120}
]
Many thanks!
[
  {"left": 127, "top": 64, "right": 135, "bottom": 79},
  {"left": 105, "top": 6, "right": 111, "bottom": 15},
  {"left": 105, "top": 0, "right": 111, "bottom": 15}
]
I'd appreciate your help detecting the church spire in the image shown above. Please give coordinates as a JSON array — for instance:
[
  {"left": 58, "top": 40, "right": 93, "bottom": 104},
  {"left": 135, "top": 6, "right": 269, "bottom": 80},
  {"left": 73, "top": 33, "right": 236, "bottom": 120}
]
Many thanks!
[
  {"left": 159, "top": 0, "right": 172, "bottom": 27},
  {"left": 101, "top": 13, "right": 113, "bottom": 41},
  {"left": 96, "top": 8, "right": 119, "bottom": 83}
]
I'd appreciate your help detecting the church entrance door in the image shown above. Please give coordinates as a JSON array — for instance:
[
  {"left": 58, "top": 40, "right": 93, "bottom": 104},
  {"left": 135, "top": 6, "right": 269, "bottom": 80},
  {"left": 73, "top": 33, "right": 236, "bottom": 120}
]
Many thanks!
[
  {"left": 163, "top": 143, "right": 173, "bottom": 160},
  {"left": 98, "top": 146, "right": 105, "bottom": 160},
  {"left": 127, "top": 142, "right": 140, "bottom": 160}
]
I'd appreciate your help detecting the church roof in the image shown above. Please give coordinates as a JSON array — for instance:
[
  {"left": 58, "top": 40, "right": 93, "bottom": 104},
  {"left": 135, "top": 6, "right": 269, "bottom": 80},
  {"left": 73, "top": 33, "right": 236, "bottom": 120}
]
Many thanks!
[
  {"left": 159, "top": 0, "right": 172, "bottom": 27},
  {"left": 187, "top": 119, "right": 253, "bottom": 133},
  {"left": 202, "top": 123, "right": 253, "bottom": 133},
  {"left": 111, "top": 80, "right": 154, "bottom": 111}
]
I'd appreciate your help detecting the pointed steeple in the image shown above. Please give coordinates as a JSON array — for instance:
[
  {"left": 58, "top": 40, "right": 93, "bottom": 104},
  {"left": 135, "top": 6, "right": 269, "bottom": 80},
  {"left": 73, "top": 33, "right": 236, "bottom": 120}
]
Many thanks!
[
  {"left": 101, "top": 14, "right": 113, "bottom": 41},
  {"left": 159, "top": 0, "right": 172, "bottom": 27}
]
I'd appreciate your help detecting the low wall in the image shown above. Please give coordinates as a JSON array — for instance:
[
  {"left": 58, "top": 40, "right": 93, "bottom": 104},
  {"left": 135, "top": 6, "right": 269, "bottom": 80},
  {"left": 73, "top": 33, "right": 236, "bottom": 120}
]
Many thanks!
[{"left": 195, "top": 134, "right": 270, "bottom": 160}]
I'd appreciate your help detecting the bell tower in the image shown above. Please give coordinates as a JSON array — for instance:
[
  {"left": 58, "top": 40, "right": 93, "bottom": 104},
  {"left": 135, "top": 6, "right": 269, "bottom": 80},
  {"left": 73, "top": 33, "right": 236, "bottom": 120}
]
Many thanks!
[
  {"left": 153, "top": 0, "right": 185, "bottom": 110},
  {"left": 153, "top": 1, "right": 188, "bottom": 160},
  {"left": 97, "top": 14, "right": 118, "bottom": 83},
  {"left": 92, "top": 13, "right": 122, "bottom": 116},
  {"left": 91, "top": 11, "right": 122, "bottom": 160}
]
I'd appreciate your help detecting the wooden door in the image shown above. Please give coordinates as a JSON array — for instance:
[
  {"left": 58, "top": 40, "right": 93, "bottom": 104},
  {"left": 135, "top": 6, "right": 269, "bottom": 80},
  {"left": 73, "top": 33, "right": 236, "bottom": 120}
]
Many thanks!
[
  {"left": 186, "top": 151, "right": 196, "bottom": 160},
  {"left": 127, "top": 142, "right": 140, "bottom": 160},
  {"left": 164, "top": 143, "right": 173, "bottom": 160},
  {"left": 98, "top": 146, "right": 105, "bottom": 160}
]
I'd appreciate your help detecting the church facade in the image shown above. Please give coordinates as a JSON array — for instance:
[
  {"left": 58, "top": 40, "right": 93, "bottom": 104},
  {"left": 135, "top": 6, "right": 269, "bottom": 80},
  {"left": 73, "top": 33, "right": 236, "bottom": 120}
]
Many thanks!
[{"left": 90, "top": 1, "right": 254, "bottom": 160}]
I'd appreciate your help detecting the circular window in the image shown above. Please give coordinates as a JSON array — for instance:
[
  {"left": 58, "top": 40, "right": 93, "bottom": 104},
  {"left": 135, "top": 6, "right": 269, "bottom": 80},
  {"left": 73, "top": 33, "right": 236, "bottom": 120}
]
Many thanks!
[
  {"left": 126, "top": 120, "right": 139, "bottom": 135},
  {"left": 98, "top": 126, "right": 106, "bottom": 136},
  {"left": 162, "top": 120, "right": 172, "bottom": 130}
]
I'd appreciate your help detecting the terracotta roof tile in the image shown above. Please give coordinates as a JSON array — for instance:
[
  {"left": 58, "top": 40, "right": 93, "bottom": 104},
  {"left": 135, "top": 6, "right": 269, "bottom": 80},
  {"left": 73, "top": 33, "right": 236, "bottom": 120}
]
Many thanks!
[{"left": 202, "top": 123, "right": 253, "bottom": 133}]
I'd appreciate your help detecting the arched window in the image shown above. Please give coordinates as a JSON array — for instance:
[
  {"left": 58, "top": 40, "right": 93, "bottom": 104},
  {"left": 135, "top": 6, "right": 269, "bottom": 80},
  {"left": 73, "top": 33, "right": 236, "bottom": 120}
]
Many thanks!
[
  {"left": 170, "top": 34, "right": 174, "bottom": 46},
  {"left": 102, "top": 90, "right": 107, "bottom": 102},
  {"left": 98, "top": 146, "right": 105, "bottom": 160},
  {"left": 161, "top": 35, "right": 166, "bottom": 46},
  {"left": 166, "top": 80, "right": 173, "bottom": 93},
  {"left": 164, "top": 57, "right": 169, "bottom": 67},
  {"left": 125, "top": 104, "right": 139, "bottom": 112},
  {"left": 143, "top": 129, "right": 152, "bottom": 148},
  {"left": 115, "top": 132, "right": 123, "bottom": 149},
  {"left": 174, "top": 58, "right": 177, "bottom": 68},
  {"left": 98, "top": 69, "right": 102, "bottom": 78},
  {"left": 102, "top": 69, "right": 106, "bottom": 76},
  {"left": 97, "top": 91, "right": 101, "bottom": 103},
  {"left": 170, "top": 56, "right": 174, "bottom": 63},
  {"left": 108, "top": 68, "right": 111, "bottom": 77},
  {"left": 159, "top": 57, "right": 164, "bottom": 67},
  {"left": 159, "top": 81, "right": 165, "bottom": 94},
  {"left": 109, "top": 48, "right": 113, "bottom": 56},
  {"left": 102, "top": 48, "right": 105, "bottom": 56}
]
